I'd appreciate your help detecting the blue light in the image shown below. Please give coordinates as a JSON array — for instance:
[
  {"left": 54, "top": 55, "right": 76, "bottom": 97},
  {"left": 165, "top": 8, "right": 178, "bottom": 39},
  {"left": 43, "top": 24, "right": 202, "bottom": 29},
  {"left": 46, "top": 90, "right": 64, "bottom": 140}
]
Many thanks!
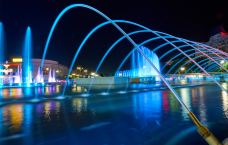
[
  {"left": 80, "top": 93, "right": 90, "bottom": 97},
  {"left": 116, "top": 46, "right": 160, "bottom": 80},
  {"left": 100, "top": 92, "right": 109, "bottom": 96},
  {"left": 117, "top": 91, "right": 127, "bottom": 94},
  {"left": 22, "top": 27, "right": 33, "bottom": 86}
]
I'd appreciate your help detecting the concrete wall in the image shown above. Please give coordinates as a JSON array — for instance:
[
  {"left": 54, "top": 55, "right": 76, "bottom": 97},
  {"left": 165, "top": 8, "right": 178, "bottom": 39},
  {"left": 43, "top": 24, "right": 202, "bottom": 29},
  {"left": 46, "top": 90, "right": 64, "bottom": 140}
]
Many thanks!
[{"left": 75, "top": 77, "right": 129, "bottom": 85}]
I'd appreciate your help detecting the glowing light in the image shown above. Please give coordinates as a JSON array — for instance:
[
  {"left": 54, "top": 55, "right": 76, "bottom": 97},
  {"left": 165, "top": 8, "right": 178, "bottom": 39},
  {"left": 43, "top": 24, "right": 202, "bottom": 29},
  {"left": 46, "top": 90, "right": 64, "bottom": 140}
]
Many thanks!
[
  {"left": 80, "top": 93, "right": 90, "bottom": 97},
  {"left": 77, "top": 66, "right": 82, "bottom": 70},
  {"left": 56, "top": 96, "right": 65, "bottom": 100},
  {"left": 117, "top": 91, "right": 127, "bottom": 94},
  {"left": 116, "top": 46, "right": 160, "bottom": 80},
  {"left": 220, "top": 60, "right": 225, "bottom": 64},
  {"left": 100, "top": 92, "right": 109, "bottom": 96},
  {"left": 180, "top": 67, "right": 185, "bottom": 71},
  {"left": 91, "top": 72, "right": 99, "bottom": 77},
  {"left": 12, "top": 58, "right": 23, "bottom": 62}
]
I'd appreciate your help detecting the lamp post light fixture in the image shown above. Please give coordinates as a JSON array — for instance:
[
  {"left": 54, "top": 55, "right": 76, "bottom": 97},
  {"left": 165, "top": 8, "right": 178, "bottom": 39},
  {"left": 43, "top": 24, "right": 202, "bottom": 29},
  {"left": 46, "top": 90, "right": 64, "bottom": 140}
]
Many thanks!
[{"left": 180, "top": 67, "right": 185, "bottom": 71}]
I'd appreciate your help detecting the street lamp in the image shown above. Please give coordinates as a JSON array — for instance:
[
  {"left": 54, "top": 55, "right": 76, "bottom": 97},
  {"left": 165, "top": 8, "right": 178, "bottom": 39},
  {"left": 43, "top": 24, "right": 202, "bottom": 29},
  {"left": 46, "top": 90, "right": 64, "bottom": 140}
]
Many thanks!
[{"left": 180, "top": 67, "right": 185, "bottom": 71}]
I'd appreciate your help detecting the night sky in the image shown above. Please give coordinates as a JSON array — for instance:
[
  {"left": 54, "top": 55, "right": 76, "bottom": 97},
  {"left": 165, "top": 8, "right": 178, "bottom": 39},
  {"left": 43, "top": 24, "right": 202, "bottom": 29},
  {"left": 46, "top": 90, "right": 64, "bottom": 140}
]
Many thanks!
[{"left": 0, "top": 0, "right": 228, "bottom": 73}]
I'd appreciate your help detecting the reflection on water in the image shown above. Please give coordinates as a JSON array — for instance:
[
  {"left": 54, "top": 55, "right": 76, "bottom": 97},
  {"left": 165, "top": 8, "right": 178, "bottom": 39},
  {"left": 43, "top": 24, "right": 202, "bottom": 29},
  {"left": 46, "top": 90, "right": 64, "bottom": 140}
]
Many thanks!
[
  {"left": 0, "top": 84, "right": 227, "bottom": 145},
  {"left": 0, "top": 88, "right": 23, "bottom": 99},
  {"left": 72, "top": 98, "right": 88, "bottom": 113},
  {"left": 221, "top": 83, "right": 228, "bottom": 118},
  {"left": 180, "top": 88, "right": 192, "bottom": 120},
  {"left": 133, "top": 91, "right": 162, "bottom": 120}
]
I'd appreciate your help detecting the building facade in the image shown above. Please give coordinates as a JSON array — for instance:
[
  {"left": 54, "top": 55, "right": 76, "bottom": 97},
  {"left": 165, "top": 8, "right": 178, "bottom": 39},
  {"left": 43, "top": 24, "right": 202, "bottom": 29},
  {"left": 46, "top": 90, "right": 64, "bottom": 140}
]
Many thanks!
[{"left": 7, "top": 58, "right": 68, "bottom": 80}]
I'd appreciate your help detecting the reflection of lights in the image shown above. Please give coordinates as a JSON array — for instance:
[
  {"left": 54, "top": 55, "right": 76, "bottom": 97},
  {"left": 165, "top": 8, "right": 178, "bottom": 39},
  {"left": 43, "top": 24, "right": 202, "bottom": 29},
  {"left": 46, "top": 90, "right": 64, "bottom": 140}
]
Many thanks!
[
  {"left": 55, "top": 102, "right": 60, "bottom": 115},
  {"left": 169, "top": 93, "right": 179, "bottom": 112},
  {"left": 11, "top": 88, "right": 22, "bottom": 98},
  {"left": 72, "top": 87, "right": 77, "bottom": 93},
  {"left": 117, "top": 91, "right": 127, "bottom": 94},
  {"left": 2, "top": 89, "right": 9, "bottom": 98},
  {"left": 80, "top": 93, "right": 90, "bottom": 97},
  {"left": 46, "top": 67, "right": 49, "bottom": 71},
  {"left": 180, "top": 88, "right": 191, "bottom": 120},
  {"left": 56, "top": 85, "right": 60, "bottom": 93},
  {"left": 199, "top": 94, "right": 207, "bottom": 123},
  {"left": 56, "top": 96, "right": 65, "bottom": 100},
  {"left": 45, "top": 87, "right": 50, "bottom": 95},
  {"left": 199, "top": 87, "right": 204, "bottom": 97},
  {"left": 72, "top": 98, "right": 88, "bottom": 113},
  {"left": 56, "top": 70, "right": 59, "bottom": 73},
  {"left": 44, "top": 102, "right": 51, "bottom": 120},
  {"left": 222, "top": 83, "right": 228, "bottom": 118},
  {"left": 133, "top": 91, "right": 162, "bottom": 119},
  {"left": 24, "top": 87, "right": 32, "bottom": 97},
  {"left": 131, "top": 90, "right": 139, "bottom": 92},
  {"left": 100, "top": 92, "right": 109, "bottom": 96},
  {"left": 73, "top": 98, "right": 82, "bottom": 113},
  {"left": 9, "top": 104, "right": 23, "bottom": 132},
  {"left": 77, "top": 86, "right": 82, "bottom": 92},
  {"left": 29, "top": 98, "right": 40, "bottom": 103},
  {"left": 162, "top": 92, "right": 169, "bottom": 113}
]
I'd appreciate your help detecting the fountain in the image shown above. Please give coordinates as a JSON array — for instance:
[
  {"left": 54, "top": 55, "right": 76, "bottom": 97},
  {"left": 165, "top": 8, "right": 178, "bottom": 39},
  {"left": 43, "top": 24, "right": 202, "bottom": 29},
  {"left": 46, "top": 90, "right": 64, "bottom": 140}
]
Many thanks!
[
  {"left": 22, "top": 27, "right": 33, "bottom": 86},
  {"left": 0, "top": 25, "right": 56, "bottom": 87},
  {"left": 115, "top": 46, "right": 160, "bottom": 81},
  {"left": 0, "top": 4, "right": 227, "bottom": 145},
  {"left": 0, "top": 22, "right": 5, "bottom": 86},
  {"left": 35, "top": 67, "right": 44, "bottom": 83},
  {"left": 48, "top": 69, "right": 56, "bottom": 83}
]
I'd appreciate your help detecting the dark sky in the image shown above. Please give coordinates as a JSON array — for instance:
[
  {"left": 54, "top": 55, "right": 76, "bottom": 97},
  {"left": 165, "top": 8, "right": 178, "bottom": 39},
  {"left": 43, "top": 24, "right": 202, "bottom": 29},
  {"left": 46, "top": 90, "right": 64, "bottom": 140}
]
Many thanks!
[{"left": 0, "top": 0, "right": 228, "bottom": 73}]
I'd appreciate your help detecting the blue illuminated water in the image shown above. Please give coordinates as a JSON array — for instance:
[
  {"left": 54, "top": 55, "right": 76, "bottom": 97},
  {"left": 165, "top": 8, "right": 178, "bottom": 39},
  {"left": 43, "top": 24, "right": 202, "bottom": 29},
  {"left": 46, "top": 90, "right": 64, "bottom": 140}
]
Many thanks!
[
  {"left": 116, "top": 46, "right": 161, "bottom": 80},
  {"left": 22, "top": 27, "right": 32, "bottom": 85},
  {"left": 0, "top": 83, "right": 227, "bottom": 145},
  {"left": 0, "top": 22, "right": 4, "bottom": 64},
  {"left": 0, "top": 22, "right": 5, "bottom": 86}
]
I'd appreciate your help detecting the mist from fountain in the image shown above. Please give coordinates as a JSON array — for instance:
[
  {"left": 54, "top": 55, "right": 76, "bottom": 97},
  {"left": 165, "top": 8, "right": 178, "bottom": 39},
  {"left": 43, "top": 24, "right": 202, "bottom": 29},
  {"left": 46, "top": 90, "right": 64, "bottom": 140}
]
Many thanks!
[
  {"left": 35, "top": 67, "right": 44, "bottom": 83},
  {"left": 48, "top": 69, "right": 56, "bottom": 83},
  {"left": 14, "top": 65, "right": 22, "bottom": 84}
]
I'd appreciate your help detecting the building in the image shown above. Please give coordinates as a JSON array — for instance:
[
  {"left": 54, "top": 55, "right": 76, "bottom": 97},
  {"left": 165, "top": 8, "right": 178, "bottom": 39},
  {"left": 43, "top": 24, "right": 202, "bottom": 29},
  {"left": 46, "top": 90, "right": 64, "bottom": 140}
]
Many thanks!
[{"left": 7, "top": 58, "right": 68, "bottom": 80}]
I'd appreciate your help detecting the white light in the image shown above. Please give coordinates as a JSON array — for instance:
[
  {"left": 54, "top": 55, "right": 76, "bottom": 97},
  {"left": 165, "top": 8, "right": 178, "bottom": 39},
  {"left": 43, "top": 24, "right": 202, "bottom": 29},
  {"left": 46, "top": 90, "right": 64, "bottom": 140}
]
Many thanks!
[
  {"left": 220, "top": 60, "right": 225, "bottom": 64},
  {"left": 180, "top": 67, "right": 185, "bottom": 71}
]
